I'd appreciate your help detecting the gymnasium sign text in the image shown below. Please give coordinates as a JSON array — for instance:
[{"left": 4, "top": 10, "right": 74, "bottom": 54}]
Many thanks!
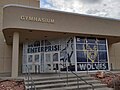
[{"left": 20, "top": 16, "right": 54, "bottom": 24}]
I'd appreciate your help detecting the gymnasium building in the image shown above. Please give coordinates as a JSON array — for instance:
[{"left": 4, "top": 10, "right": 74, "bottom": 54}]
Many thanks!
[{"left": 1, "top": 0, "right": 120, "bottom": 78}]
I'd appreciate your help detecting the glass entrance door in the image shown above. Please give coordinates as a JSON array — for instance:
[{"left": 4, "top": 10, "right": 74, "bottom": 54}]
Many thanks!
[
  {"left": 44, "top": 52, "right": 60, "bottom": 73},
  {"left": 26, "top": 52, "right": 60, "bottom": 73},
  {"left": 27, "top": 54, "right": 40, "bottom": 73}
]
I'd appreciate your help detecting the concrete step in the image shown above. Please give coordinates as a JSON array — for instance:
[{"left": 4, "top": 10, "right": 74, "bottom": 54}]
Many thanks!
[
  {"left": 26, "top": 81, "right": 107, "bottom": 90},
  {"left": 41, "top": 87, "right": 113, "bottom": 90},
  {"left": 25, "top": 73, "right": 113, "bottom": 90},
  {"left": 25, "top": 79, "right": 101, "bottom": 86},
  {"left": 24, "top": 73, "right": 90, "bottom": 79},
  {"left": 24, "top": 73, "right": 90, "bottom": 77},
  {"left": 25, "top": 75, "right": 94, "bottom": 82},
  {"left": 33, "top": 83, "right": 109, "bottom": 90}
]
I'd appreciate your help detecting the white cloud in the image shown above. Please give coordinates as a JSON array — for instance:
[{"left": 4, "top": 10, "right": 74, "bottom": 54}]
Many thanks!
[{"left": 41, "top": 0, "right": 120, "bottom": 19}]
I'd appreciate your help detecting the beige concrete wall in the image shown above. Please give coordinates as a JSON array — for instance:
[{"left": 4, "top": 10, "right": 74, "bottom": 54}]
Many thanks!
[
  {"left": 3, "top": 6, "right": 120, "bottom": 38},
  {"left": 109, "top": 43, "right": 120, "bottom": 70},
  {"left": 0, "top": 0, "right": 39, "bottom": 76},
  {"left": 114, "top": 43, "right": 120, "bottom": 70}
]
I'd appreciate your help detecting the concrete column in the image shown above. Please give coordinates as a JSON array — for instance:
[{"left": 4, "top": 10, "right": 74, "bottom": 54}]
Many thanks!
[{"left": 11, "top": 32, "right": 19, "bottom": 77}]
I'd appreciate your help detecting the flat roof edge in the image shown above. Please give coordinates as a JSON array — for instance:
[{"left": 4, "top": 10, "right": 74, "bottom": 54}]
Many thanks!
[
  {"left": 3, "top": 4, "right": 120, "bottom": 22},
  {"left": 3, "top": 4, "right": 40, "bottom": 9}
]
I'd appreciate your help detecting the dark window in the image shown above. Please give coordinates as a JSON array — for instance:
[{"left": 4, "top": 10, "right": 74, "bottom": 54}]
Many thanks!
[
  {"left": 76, "top": 37, "right": 86, "bottom": 43},
  {"left": 98, "top": 51, "right": 108, "bottom": 62},
  {"left": 86, "top": 44, "right": 97, "bottom": 51},
  {"left": 77, "top": 51, "right": 87, "bottom": 62},
  {"left": 76, "top": 44, "right": 86, "bottom": 50},
  {"left": 97, "top": 38, "right": 106, "bottom": 44},
  {"left": 98, "top": 45, "right": 107, "bottom": 50},
  {"left": 76, "top": 36, "right": 108, "bottom": 71},
  {"left": 87, "top": 37, "right": 96, "bottom": 43}
]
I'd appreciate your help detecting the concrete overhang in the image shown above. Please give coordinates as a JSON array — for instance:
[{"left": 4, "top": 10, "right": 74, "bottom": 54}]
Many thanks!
[{"left": 2, "top": 5, "right": 120, "bottom": 44}]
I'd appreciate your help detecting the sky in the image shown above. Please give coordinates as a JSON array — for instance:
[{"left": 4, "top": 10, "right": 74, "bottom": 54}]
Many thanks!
[{"left": 40, "top": 0, "right": 120, "bottom": 19}]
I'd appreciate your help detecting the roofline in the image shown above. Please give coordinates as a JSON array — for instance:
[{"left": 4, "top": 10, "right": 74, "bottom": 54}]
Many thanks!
[{"left": 3, "top": 4, "right": 120, "bottom": 22}]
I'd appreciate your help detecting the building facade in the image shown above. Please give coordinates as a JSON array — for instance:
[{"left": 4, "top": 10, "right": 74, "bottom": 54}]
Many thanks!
[
  {"left": 0, "top": 0, "right": 39, "bottom": 77},
  {"left": 1, "top": 0, "right": 120, "bottom": 77}
]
